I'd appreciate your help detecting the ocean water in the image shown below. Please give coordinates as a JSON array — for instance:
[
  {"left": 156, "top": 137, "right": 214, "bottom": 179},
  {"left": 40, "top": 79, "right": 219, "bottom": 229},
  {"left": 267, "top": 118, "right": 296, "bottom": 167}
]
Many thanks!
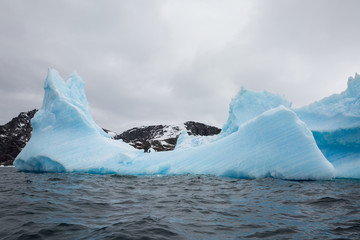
[{"left": 0, "top": 167, "right": 360, "bottom": 240}]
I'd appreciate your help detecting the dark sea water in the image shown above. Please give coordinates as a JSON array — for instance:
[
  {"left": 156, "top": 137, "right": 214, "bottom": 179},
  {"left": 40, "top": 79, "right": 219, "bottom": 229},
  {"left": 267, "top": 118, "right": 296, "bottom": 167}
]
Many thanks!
[{"left": 1, "top": 167, "right": 360, "bottom": 240}]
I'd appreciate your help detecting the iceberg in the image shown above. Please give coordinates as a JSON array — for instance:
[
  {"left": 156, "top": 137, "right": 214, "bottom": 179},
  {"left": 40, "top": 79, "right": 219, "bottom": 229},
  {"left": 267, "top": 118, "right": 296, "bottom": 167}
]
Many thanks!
[
  {"left": 14, "top": 69, "right": 140, "bottom": 173},
  {"left": 14, "top": 69, "right": 337, "bottom": 180},
  {"left": 295, "top": 74, "right": 360, "bottom": 178}
]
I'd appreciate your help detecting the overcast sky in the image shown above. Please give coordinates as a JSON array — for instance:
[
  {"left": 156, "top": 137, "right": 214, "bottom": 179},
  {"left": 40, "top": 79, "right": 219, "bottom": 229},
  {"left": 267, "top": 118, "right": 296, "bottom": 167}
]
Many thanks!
[{"left": 1, "top": 0, "right": 360, "bottom": 132}]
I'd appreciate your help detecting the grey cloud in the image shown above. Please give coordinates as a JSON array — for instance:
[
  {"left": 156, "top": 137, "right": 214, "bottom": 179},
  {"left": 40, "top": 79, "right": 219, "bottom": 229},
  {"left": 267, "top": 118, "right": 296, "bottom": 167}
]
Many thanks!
[{"left": 1, "top": 0, "right": 360, "bottom": 132}]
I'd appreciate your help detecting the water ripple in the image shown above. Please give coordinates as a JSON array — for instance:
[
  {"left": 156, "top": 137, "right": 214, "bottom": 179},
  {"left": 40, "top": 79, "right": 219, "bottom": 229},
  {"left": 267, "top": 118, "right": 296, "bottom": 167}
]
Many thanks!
[{"left": 0, "top": 168, "right": 360, "bottom": 239}]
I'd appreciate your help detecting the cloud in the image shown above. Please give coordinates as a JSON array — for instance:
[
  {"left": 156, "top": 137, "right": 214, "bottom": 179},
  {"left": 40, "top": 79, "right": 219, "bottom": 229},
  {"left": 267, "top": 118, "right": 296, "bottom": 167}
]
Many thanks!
[{"left": 1, "top": 0, "right": 360, "bottom": 132}]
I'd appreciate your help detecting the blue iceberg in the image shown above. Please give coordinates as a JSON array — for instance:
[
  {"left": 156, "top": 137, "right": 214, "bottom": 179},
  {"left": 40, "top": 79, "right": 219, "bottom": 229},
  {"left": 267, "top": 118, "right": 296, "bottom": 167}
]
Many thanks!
[
  {"left": 295, "top": 74, "right": 360, "bottom": 178},
  {"left": 16, "top": 68, "right": 360, "bottom": 180}
]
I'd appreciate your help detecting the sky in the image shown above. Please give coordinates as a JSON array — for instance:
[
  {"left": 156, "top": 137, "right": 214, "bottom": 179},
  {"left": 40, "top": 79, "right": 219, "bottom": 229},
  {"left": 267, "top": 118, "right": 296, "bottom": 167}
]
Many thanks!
[{"left": 1, "top": 0, "right": 360, "bottom": 132}]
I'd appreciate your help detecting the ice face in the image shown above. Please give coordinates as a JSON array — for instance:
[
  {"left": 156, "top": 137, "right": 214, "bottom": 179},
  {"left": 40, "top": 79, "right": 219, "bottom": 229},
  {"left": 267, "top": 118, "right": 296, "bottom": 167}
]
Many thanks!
[
  {"left": 175, "top": 131, "right": 218, "bottom": 150},
  {"left": 34, "top": 69, "right": 109, "bottom": 138},
  {"left": 295, "top": 74, "right": 360, "bottom": 131},
  {"left": 14, "top": 69, "right": 140, "bottom": 173},
  {"left": 295, "top": 74, "right": 360, "bottom": 178},
  {"left": 137, "top": 106, "right": 334, "bottom": 180},
  {"left": 14, "top": 69, "right": 338, "bottom": 180},
  {"left": 221, "top": 88, "right": 291, "bottom": 136},
  {"left": 176, "top": 88, "right": 292, "bottom": 149}
]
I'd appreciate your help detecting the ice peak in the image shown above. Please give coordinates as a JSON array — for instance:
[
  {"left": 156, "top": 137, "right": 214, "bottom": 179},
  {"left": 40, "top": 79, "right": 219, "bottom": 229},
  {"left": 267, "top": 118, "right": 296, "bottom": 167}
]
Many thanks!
[
  {"left": 347, "top": 73, "right": 360, "bottom": 97},
  {"left": 44, "top": 68, "right": 64, "bottom": 90},
  {"left": 67, "top": 70, "right": 84, "bottom": 90},
  {"left": 239, "top": 86, "right": 247, "bottom": 95},
  {"left": 221, "top": 88, "right": 291, "bottom": 136},
  {"left": 36, "top": 68, "right": 109, "bottom": 138},
  {"left": 70, "top": 70, "right": 78, "bottom": 77}
]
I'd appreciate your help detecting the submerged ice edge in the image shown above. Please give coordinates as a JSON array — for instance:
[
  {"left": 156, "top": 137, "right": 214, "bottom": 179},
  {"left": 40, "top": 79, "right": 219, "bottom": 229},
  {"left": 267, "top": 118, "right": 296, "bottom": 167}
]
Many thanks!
[{"left": 14, "top": 69, "right": 360, "bottom": 179}]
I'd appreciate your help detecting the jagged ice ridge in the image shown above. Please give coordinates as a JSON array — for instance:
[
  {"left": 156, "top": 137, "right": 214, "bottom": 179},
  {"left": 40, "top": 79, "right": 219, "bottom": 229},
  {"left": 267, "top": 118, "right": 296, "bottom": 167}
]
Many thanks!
[{"left": 14, "top": 69, "right": 360, "bottom": 179}]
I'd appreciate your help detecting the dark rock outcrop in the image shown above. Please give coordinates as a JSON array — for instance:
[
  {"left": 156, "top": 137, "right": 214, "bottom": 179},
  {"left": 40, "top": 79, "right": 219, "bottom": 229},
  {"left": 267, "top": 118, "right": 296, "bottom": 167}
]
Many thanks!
[
  {"left": 114, "top": 124, "right": 180, "bottom": 152},
  {"left": 0, "top": 109, "right": 38, "bottom": 166},
  {"left": 115, "top": 121, "right": 221, "bottom": 152},
  {"left": 184, "top": 121, "right": 221, "bottom": 136}
]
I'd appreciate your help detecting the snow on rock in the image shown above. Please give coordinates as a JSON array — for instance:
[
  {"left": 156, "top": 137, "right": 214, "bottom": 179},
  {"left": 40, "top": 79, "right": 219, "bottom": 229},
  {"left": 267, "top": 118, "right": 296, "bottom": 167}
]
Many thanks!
[
  {"left": 115, "top": 122, "right": 220, "bottom": 152},
  {"left": 0, "top": 109, "right": 37, "bottom": 166},
  {"left": 14, "top": 69, "right": 336, "bottom": 180},
  {"left": 295, "top": 73, "right": 360, "bottom": 178},
  {"left": 103, "top": 129, "right": 117, "bottom": 138}
]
